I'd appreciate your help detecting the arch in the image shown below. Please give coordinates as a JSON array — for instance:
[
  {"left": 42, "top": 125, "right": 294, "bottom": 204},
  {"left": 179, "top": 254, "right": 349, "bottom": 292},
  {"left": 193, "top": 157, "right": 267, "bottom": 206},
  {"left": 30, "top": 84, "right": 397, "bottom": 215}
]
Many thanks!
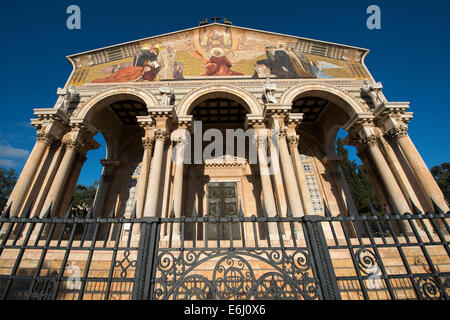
[
  {"left": 177, "top": 84, "right": 262, "bottom": 116},
  {"left": 280, "top": 82, "right": 366, "bottom": 116},
  {"left": 73, "top": 86, "right": 159, "bottom": 121}
]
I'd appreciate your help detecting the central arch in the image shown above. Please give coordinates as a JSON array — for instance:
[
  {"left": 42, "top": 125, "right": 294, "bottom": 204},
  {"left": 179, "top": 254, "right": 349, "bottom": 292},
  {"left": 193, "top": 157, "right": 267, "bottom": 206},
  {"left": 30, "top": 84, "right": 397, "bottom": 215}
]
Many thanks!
[{"left": 177, "top": 84, "right": 262, "bottom": 117}]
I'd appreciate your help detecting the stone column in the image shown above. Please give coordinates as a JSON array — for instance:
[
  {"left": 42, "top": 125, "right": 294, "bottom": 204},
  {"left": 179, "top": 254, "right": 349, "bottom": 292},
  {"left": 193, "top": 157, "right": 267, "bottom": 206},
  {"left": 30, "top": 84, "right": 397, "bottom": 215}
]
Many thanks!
[
  {"left": 172, "top": 135, "right": 187, "bottom": 237},
  {"left": 143, "top": 129, "right": 169, "bottom": 217},
  {"left": 135, "top": 136, "right": 154, "bottom": 218},
  {"left": 6, "top": 132, "right": 53, "bottom": 217},
  {"left": 256, "top": 133, "right": 279, "bottom": 239},
  {"left": 31, "top": 140, "right": 64, "bottom": 217},
  {"left": 287, "top": 135, "right": 315, "bottom": 216},
  {"left": 389, "top": 126, "right": 449, "bottom": 213},
  {"left": 91, "top": 160, "right": 120, "bottom": 217},
  {"left": 358, "top": 133, "right": 413, "bottom": 234},
  {"left": 40, "top": 139, "right": 80, "bottom": 217},
  {"left": 278, "top": 128, "right": 305, "bottom": 219}
]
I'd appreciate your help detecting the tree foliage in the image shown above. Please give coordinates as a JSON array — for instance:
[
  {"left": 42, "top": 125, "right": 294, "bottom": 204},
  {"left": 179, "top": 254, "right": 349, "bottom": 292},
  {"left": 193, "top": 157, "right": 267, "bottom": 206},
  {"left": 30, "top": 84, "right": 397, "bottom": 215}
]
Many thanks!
[
  {"left": 0, "top": 168, "right": 18, "bottom": 212},
  {"left": 430, "top": 163, "right": 450, "bottom": 203},
  {"left": 336, "top": 138, "right": 381, "bottom": 215},
  {"left": 71, "top": 181, "right": 98, "bottom": 217}
]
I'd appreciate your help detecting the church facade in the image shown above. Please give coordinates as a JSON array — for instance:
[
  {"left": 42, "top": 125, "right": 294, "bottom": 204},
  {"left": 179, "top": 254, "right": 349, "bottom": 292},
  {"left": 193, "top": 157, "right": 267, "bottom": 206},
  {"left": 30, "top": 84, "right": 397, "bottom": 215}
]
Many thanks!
[
  {"left": 1, "top": 22, "right": 449, "bottom": 300},
  {"left": 7, "top": 22, "right": 447, "bottom": 227}
]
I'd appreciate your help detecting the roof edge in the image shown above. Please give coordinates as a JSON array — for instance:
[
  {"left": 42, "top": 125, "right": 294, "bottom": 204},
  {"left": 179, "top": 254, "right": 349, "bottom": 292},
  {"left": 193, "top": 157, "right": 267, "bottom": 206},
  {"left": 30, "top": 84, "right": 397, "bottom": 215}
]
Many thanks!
[{"left": 66, "top": 22, "right": 370, "bottom": 59}]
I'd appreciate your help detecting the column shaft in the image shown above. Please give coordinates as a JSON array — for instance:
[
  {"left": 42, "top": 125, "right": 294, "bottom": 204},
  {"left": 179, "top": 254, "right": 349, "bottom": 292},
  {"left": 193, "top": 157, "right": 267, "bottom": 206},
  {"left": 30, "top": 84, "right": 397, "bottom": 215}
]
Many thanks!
[
  {"left": 364, "top": 138, "right": 413, "bottom": 234},
  {"left": 256, "top": 135, "right": 279, "bottom": 239},
  {"left": 41, "top": 143, "right": 78, "bottom": 216},
  {"left": 7, "top": 139, "right": 49, "bottom": 216},
  {"left": 397, "top": 134, "right": 449, "bottom": 212},
  {"left": 279, "top": 133, "right": 304, "bottom": 218},
  {"left": 32, "top": 144, "right": 64, "bottom": 217},
  {"left": 288, "top": 136, "right": 315, "bottom": 215},
  {"left": 135, "top": 138, "right": 153, "bottom": 218},
  {"left": 143, "top": 130, "right": 168, "bottom": 217},
  {"left": 172, "top": 139, "right": 186, "bottom": 236}
]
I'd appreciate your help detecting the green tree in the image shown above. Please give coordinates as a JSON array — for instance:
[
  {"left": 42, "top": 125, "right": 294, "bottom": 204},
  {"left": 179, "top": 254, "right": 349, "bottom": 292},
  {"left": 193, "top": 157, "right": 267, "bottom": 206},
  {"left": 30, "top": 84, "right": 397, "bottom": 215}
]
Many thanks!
[
  {"left": 336, "top": 138, "right": 381, "bottom": 214},
  {"left": 0, "top": 168, "right": 18, "bottom": 212},
  {"left": 71, "top": 181, "right": 98, "bottom": 217},
  {"left": 431, "top": 163, "right": 450, "bottom": 203}
]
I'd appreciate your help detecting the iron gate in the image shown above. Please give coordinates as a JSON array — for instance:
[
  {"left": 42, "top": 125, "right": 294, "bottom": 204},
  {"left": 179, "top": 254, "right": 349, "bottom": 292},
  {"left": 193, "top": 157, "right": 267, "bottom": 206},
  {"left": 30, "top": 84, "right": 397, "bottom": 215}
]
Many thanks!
[{"left": 0, "top": 203, "right": 449, "bottom": 300}]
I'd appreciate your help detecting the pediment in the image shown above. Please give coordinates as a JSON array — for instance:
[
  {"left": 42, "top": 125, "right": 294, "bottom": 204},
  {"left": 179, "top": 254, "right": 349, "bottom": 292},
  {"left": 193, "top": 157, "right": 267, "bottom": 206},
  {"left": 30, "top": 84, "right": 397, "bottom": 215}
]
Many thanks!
[{"left": 67, "top": 23, "right": 370, "bottom": 86}]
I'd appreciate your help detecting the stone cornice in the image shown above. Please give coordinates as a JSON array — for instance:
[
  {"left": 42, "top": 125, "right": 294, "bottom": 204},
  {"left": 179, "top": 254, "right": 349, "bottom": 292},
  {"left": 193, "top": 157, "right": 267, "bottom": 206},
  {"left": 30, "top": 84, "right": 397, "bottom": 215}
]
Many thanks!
[
  {"left": 245, "top": 114, "right": 265, "bottom": 129},
  {"left": 285, "top": 113, "right": 303, "bottom": 128},
  {"left": 33, "top": 108, "right": 70, "bottom": 124},
  {"left": 343, "top": 112, "right": 374, "bottom": 132},
  {"left": 136, "top": 116, "right": 154, "bottom": 129},
  {"left": 373, "top": 102, "right": 410, "bottom": 119},
  {"left": 175, "top": 115, "right": 193, "bottom": 129},
  {"left": 263, "top": 103, "right": 292, "bottom": 117}
]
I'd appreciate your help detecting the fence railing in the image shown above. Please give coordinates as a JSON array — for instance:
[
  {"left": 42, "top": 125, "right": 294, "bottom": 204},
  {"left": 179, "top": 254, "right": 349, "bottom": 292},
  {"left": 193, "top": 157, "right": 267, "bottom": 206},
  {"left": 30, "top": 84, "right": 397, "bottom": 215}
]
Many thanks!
[{"left": 0, "top": 203, "right": 449, "bottom": 300}]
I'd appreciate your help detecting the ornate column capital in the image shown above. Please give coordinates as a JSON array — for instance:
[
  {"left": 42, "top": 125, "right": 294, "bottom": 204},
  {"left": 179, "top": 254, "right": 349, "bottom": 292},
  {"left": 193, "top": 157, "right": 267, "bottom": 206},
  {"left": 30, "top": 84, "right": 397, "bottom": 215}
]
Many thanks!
[
  {"left": 360, "top": 135, "right": 378, "bottom": 147},
  {"left": 37, "top": 130, "right": 57, "bottom": 145},
  {"left": 153, "top": 129, "right": 169, "bottom": 142},
  {"left": 385, "top": 125, "right": 408, "bottom": 140},
  {"left": 276, "top": 127, "right": 287, "bottom": 139},
  {"left": 62, "top": 139, "right": 83, "bottom": 153},
  {"left": 142, "top": 137, "right": 155, "bottom": 150},
  {"left": 287, "top": 135, "right": 300, "bottom": 148}
]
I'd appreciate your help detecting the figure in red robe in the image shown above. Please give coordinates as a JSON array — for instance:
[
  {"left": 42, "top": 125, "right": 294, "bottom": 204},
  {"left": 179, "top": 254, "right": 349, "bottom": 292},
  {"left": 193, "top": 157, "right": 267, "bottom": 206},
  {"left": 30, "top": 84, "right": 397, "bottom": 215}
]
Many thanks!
[{"left": 203, "top": 48, "right": 243, "bottom": 76}]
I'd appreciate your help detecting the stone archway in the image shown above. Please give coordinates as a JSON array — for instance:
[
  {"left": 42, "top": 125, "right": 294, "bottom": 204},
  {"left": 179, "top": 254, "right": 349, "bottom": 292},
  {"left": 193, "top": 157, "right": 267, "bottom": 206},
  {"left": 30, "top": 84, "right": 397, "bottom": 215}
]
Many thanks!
[
  {"left": 280, "top": 82, "right": 367, "bottom": 117},
  {"left": 177, "top": 84, "right": 262, "bottom": 117},
  {"left": 72, "top": 86, "right": 158, "bottom": 122}
]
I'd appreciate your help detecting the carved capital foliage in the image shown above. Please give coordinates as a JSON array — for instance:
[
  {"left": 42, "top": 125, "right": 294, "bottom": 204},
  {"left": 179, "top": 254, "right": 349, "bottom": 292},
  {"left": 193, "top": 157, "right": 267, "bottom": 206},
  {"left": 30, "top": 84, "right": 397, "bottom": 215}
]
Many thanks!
[
  {"left": 153, "top": 129, "right": 169, "bottom": 142},
  {"left": 360, "top": 135, "right": 378, "bottom": 147},
  {"left": 37, "top": 131, "right": 56, "bottom": 145},
  {"left": 287, "top": 135, "right": 300, "bottom": 148},
  {"left": 385, "top": 125, "right": 408, "bottom": 140},
  {"left": 63, "top": 139, "right": 83, "bottom": 153},
  {"left": 142, "top": 137, "right": 155, "bottom": 150},
  {"left": 278, "top": 127, "right": 288, "bottom": 139}
]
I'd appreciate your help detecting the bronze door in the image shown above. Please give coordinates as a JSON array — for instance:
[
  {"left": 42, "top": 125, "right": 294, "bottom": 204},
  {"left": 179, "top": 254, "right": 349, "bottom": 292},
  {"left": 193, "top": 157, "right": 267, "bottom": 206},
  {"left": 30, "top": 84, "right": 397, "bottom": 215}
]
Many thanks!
[{"left": 206, "top": 182, "right": 240, "bottom": 240}]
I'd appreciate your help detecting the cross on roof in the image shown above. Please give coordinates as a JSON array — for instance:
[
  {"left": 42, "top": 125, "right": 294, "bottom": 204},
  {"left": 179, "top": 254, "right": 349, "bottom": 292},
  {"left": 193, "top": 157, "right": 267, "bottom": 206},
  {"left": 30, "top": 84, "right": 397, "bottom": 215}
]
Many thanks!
[{"left": 211, "top": 16, "right": 220, "bottom": 23}]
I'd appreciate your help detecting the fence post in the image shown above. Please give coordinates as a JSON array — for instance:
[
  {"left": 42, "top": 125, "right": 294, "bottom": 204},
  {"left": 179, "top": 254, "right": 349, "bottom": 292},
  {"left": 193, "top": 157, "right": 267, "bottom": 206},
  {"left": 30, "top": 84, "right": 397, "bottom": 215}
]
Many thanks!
[
  {"left": 132, "top": 218, "right": 160, "bottom": 300},
  {"left": 302, "top": 215, "right": 341, "bottom": 300}
]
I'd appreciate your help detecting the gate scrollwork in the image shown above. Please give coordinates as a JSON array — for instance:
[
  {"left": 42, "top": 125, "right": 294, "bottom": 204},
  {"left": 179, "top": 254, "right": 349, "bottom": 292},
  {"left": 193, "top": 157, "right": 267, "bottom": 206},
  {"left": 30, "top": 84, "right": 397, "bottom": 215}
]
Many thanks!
[{"left": 152, "top": 249, "right": 319, "bottom": 300}]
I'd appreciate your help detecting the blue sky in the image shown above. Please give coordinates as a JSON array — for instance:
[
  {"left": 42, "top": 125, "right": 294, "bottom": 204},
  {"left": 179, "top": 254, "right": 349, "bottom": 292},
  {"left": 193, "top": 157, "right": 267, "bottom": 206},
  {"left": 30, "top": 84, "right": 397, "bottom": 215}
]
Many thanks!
[{"left": 0, "top": 0, "right": 448, "bottom": 186}]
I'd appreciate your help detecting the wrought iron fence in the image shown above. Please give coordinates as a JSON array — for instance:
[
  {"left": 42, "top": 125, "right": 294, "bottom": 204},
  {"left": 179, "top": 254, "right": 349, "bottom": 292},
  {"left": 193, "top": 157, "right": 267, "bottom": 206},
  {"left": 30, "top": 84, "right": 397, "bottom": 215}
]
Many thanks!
[{"left": 0, "top": 203, "right": 449, "bottom": 300}]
